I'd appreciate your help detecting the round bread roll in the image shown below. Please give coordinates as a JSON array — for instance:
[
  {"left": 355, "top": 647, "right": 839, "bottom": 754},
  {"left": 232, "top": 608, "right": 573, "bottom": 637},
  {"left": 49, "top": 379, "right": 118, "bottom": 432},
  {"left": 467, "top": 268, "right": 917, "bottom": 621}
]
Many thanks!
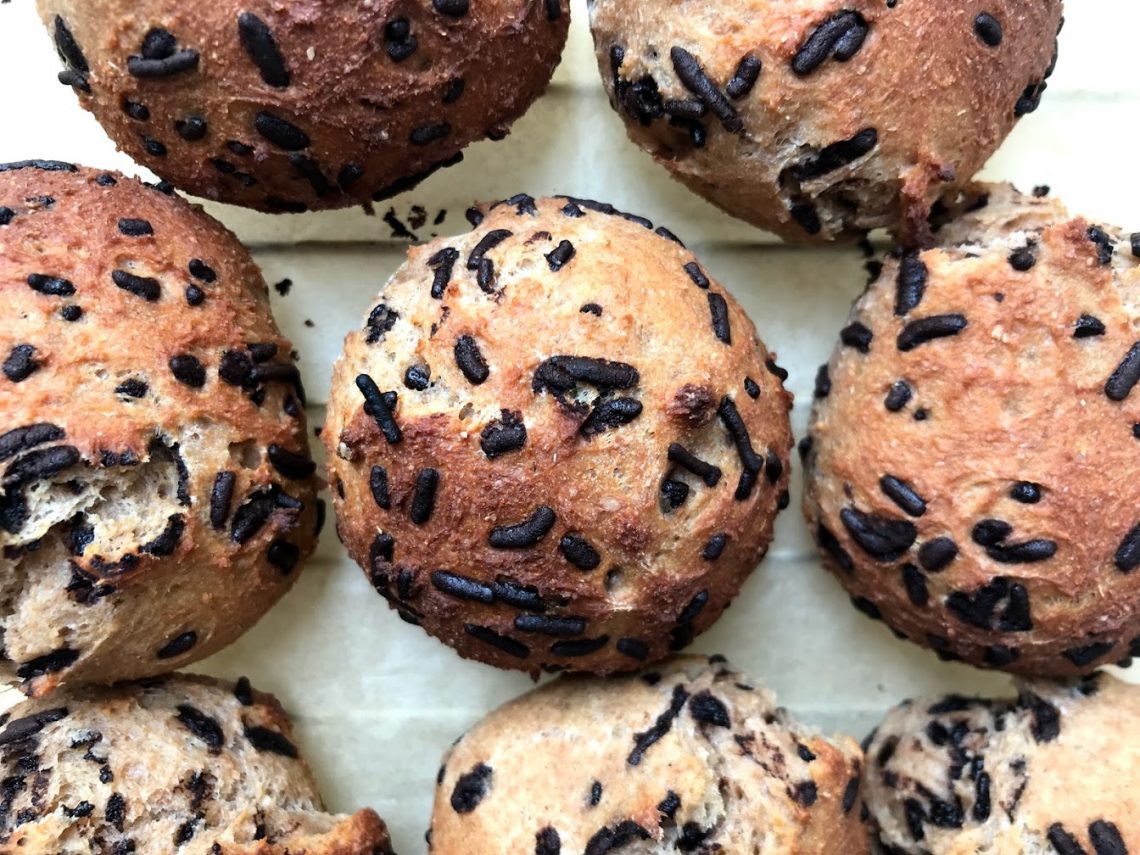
[
  {"left": 802, "top": 183, "right": 1140, "bottom": 676},
  {"left": 37, "top": 0, "right": 569, "bottom": 212},
  {"left": 864, "top": 672, "right": 1139, "bottom": 854},
  {"left": 588, "top": 0, "right": 1062, "bottom": 243},
  {"left": 324, "top": 195, "right": 794, "bottom": 675},
  {"left": 0, "top": 673, "right": 395, "bottom": 854},
  {"left": 429, "top": 655, "right": 868, "bottom": 854},
  {"left": 0, "top": 160, "right": 319, "bottom": 696}
]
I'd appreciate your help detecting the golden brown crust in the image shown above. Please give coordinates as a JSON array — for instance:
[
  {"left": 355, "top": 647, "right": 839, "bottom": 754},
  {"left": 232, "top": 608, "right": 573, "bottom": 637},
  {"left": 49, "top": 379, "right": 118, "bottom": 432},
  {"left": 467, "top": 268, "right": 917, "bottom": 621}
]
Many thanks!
[
  {"left": 428, "top": 655, "right": 869, "bottom": 854},
  {"left": 864, "top": 672, "right": 1140, "bottom": 854},
  {"left": 803, "top": 183, "right": 1140, "bottom": 676},
  {"left": 0, "top": 162, "right": 318, "bottom": 695},
  {"left": 324, "top": 196, "right": 794, "bottom": 675},
  {"left": 36, "top": 0, "right": 568, "bottom": 212},
  {"left": 588, "top": 0, "right": 1063, "bottom": 243},
  {"left": 0, "top": 673, "right": 395, "bottom": 855}
]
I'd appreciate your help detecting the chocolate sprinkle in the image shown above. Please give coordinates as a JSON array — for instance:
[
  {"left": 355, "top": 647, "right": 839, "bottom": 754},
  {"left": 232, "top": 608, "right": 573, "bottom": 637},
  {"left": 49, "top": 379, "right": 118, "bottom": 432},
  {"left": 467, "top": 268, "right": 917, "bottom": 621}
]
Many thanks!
[
  {"left": 53, "top": 16, "right": 89, "bottom": 73},
  {"left": 1089, "top": 821, "right": 1127, "bottom": 855},
  {"left": 689, "top": 690, "right": 730, "bottom": 727},
  {"left": 895, "top": 252, "right": 928, "bottom": 316},
  {"left": 1074, "top": 314, "right": 1107, "bottom": 338},
  {"left": 0, "top": 708, "right": 68, "bottom": 745},
  {"left": 238, "top": 12, "right": 291, "bottom": 88},
  {"left": 464, "top": 624, "right": 529, "bottom": 659},
  {"left": 156, "top": 631, "right": 197, "bottom": 660},
  {"left": 433, "top": 0, "right": 470, "bottom": 18},
  {"left": 885, "top": 381, "right": 913, "bottom": 412},
  {"left": 897, "top": 314, "right": 968, "bottom": 351},
  {"left": 175, "top": 705, "right": 224, "bottom": 752},
  {"left": 515, "top": 615, "right": 586, "bottom": 637},
  {"left": 431, "top": 571, "right": 493, "bottom": 604},
  {"left": 550, "top": 636, "right": 609, "bottom": 657},
  {"left": 788, "top": 129, "right": 878, "bottom": 183},
  {"left": 1062, "top": 641, "right": 1114, "bottom": 668},
  {"left": 536, "top": 826, "right": 561, "bottom": 855},
  {"left": 793, "top": 11, "right": 869, "bottom": 75},
  {"left": 580, "top": 398, "right": 642, "bottom": 436},
  {"left": 254, "top": 111, "right": 310, "bottom": 150},
  {"left": 112, "top": 270, "right": 161, "bottom": 301},
  {"left": 4, "top": 444, "right": 79, "bottom": 485},
  {"left": 2, "top": 346, "right": 40, "bottom": 383},
  {"left": 974, "top": 13, "right": 1003, "bottom": 47},
  {"left": 266, "top": 444, "right": 315, "bottom": 480},
  {"left": 169, "top": 354, "right": 206, "bottom": 388},
  {"left": 1115, "top": 523, "right": 1140, "bottom": 572},
  {"left": 725, "top": 54, "right": 762, "bottom": 99},
  {"left": 880, "top": 475, "right": 927, "bottom": 517},
  {"left": 707, "top": 293, "right": 732, "bottom": 343},
  {"left": 840, "top": 321, "right": 874, "bottom": 354},
  {"left": 667, "top": 443, "right": 721, "bottom": 487},
  {"left": 244, "top": 725, "right": 298, "bottom": 758},
  {"left": 918, "top": 537, "right": 958, "bottom": 572},
  {"left": 454, "top": 336, "right": 490, "bottom": 384},
  {"left": 1106, "top": 343, "right": 1140, "bottom": 401},
  {"left": 128, "top": 50, "right": 200, "bottom": 78},
  {"left": 717, "top": 397, "right": 763, "bottom": 500},
  {"left": 684, "top": 262, "right": 710, "bottom": 289},
  {"left": 546, "top": 240, "right": 576, "bottom": 272},
  {"left": 428, "top": 247, "right": 460, "bottom": 299},
  {"left": 628, "top": 684, "right": 689, "bottom": 766},
  {"left": 0, "top": 424, "right": 65, "bottom": 461},
  {"left": 840, "top": 507, "right": 917, "bottom": 561},
  {"left": 489, "top": 506, "right": 556, "bottom": 549},
  {"left": 410, "top": 468, "right": 440, "bottom": 525},
  {"left": 559, "top": 535, "right": 601, "bottom": 571},
  {"left": 369, "top": 466, "right": 391, "bottom": 510},
  {"left": 947, "top": 577, "right": 1032, "bottom": 632},
  {"left": 702, "top": 534, "right": 728, "bottom": 560},
  {"left": 451, "top": 763, "right": 492, "bottom": 814},
  {"left": 356, "top": 374, "right": 402, "bottom": 444},
  {"left": 670, "top": 46, "right": 742, "bottom": 133},
  {"left": 617, "top": 638, "right": 649, "bottom": 661},
  {"left": 16, "top": 648, "right": 79, "bottom": 680},
  {"left": 481, "top": 410, "right": 527, "bottom": 458}
]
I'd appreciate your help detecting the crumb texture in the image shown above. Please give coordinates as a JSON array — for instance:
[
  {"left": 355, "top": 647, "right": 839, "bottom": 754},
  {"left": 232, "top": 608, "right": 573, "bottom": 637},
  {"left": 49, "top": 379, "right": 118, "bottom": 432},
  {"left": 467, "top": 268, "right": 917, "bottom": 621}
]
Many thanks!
[
  {"left": 0, "top": 163, "right": 318, "bottom": 695},
  {"left": 864, "top": 672, "right": 1140, "bottom": 854},
  {"left": 429, "top": 655, "right": 868, "bottom": 854},
  {"left": 0, "top": 673, "right": 395, "bottom": 854}
]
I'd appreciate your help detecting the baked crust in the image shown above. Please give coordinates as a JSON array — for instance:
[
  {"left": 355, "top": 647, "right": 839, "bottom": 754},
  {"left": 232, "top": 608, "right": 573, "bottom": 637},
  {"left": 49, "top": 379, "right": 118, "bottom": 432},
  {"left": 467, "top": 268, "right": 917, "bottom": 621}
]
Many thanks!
[
  {"left": 864, "top": 672, "right": 1140, "bottom": 854},
  {"left": 803, "top": 183, "right": 1140, "bottom": 676},
  {"left": 324, "top": 195, "right": 794, "bottom": 675},
  {"left": 36, "top": 0, "right": 569, "bottom": 212},
  {"left": 588, "top": 0, "right": 1063, "bottom": 243},
  {"left": 0, "top": 673, "right": 395, "bottom": 854},
  {"left": 0, "top": 161, "right": 318, "bottom": 695},
  {"left": 429, "top": 655, "right": 869, "bottom": 854}
]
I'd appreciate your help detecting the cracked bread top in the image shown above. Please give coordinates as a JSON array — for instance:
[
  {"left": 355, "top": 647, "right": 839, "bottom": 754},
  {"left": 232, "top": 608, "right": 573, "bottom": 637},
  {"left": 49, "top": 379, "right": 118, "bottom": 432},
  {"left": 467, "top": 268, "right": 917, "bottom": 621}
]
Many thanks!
[
  {"left": 428, "top": 655, "right": 868, "bottom": 854},
  {"left": 0, "top": 161, "right": 319, "bottom": 696},
  {"left": 863, "top": 672, "right": 1139, "bottom": 854},
  {"left": 0, "top": 673, "right": 394, "bottom": 854}
]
